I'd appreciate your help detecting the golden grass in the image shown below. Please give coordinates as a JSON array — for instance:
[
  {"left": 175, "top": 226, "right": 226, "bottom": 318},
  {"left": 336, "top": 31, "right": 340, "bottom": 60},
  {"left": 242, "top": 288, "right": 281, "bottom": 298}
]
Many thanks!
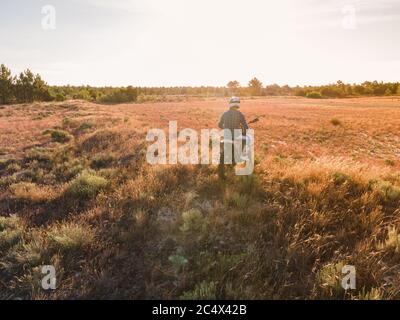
[{"left": 9, "top": 182, "right": 54, "bottom": 203}]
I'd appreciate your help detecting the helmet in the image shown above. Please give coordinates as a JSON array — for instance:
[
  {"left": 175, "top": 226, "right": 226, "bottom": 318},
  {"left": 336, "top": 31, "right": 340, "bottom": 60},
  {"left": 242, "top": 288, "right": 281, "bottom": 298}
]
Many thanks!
[{"left": 229, "top": 96, "right": 240, "bottom": 109}]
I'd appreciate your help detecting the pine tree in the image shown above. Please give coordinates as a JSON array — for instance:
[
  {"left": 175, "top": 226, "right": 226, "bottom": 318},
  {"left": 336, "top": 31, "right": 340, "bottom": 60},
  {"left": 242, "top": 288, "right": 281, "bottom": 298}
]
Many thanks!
[
  {"left": 33, "top": 74, "right": 52, "bottom": 101},
  {"left": 0, "top": 64, "right": 14, "bottom": 104},
  {"left": 248, "top": 77, "right": 263, "bottom": 96},
  {"left": 15, "top": 69, "right": 35, "bottom": 102},
  {"left": 227, "top": 80, "right": 240, "bottom": 96}
]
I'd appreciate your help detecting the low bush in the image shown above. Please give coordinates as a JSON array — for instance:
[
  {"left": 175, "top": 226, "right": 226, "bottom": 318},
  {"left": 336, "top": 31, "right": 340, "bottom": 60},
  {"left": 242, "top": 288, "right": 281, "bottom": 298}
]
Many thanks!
[
  {"left": 91, "top": 154, "right": 114, "bottom": 169},
  {"left": 306, "top": 92, "right": 323, "bottom": 99},
  {"left": 80, "top": 130, "right": 122, "bottom": 153},
  {"left": 65, "top": 170, "right": 108, "bottom": 200},
  {"left": 48, "top": 223, "right": 95, "bottom": 252},
  {"left": 0, "top": 216, "right": 24, "bottom": 251},
  {"left": 43, "top": 129, "right": 73, "bottom": 143},
  {"left": 373, "top": 180, "right": 400, "bottom": 202},
  {"left": 180, "top": 209, "right": 207, "bottom": 233},
  {"left": 225, "top": 192, "right": 249, "bottom": 209}
]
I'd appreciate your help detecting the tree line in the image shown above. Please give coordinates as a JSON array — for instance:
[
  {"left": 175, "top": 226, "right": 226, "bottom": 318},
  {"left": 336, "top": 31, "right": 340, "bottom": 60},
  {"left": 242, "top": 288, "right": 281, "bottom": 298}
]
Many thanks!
[
  {"left": 0, "top": 64, "right": 53, "bottom": 104},
  {"left": 1, "top": 64, "right": 399, "bottom": 105}
]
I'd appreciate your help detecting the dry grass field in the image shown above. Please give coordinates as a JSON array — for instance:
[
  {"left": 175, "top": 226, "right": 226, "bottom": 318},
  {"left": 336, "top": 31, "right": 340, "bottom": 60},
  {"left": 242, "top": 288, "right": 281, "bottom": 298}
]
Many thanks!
[{"left": 1, "top": 96, "right": 400, "bottom": 299}]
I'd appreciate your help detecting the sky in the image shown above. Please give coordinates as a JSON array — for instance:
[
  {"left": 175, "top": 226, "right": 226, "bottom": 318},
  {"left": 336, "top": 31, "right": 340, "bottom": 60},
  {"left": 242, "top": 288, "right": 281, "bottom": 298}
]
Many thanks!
[{"left": 1, "top": 0, "right": 400, "bottom": 87}]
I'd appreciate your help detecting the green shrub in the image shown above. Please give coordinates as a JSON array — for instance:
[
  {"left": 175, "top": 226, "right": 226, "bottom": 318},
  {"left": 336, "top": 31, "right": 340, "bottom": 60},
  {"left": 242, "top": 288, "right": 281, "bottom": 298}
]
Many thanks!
[
  {"left": 55, "top": 93, "right": 66, "bottom": 102},
  {"left": 321, "top": 87, "right": 343, "bottom": 98},
  {"left": 316, "top": 261, "right": 346, "bottom": 298},
  {"left": 43, "top": 129, "right": 73, "bottom": 143},
  {"left": 373, "top": 180, "right": 400, "bottom": 202},
  {"left": 6, "top": 162, "right": 21, "bottom": 173},
  {"left": 66, "top": 170, "right": 108, "bottom": 200},
  {"left": 226, "top": 192, "right": 249, "bottom": 209},
  {"left": 77, "top": 121, "right": 94, "bottom": 132},
  {"left": 237, "top": 175, "right": 261, "bottom": 195},
  {"left": 91, "top": 154, "right": 114, "bottom": 169},
  {"left": 73, "top": 89, "right": 92, "bottom": 101},
  {"left": 332, "top": 172, "right": 351, "bottom": 185},
  {"left": 51, "top": 130, "right": 73, "bottom": 143},
  {"left": 0, "top": 159, "right": 10, "bottom": 170},
  {"left": 22, "top": 166, "right": 47, "bottom": 183},
  {"left": 306, "top": 92, "right": 323, "bottom": 99},
  {"left": 294, "top": 89, "right": 307, "bottom": 97},
  {"left": 97, "top": 87, "right": 137, "bottom": 104},
  {"left": 80, "top": 130, "right": 122, "bottom": 152},
  {"left": 48, "top": 223, "right": 95, "bottom": 252},
  {"left": 62, "top": 117, "right": 78, "bottom": 129},
  {"left": 358, "top": 287, "right": 382, "bottom": 300},
  {"left": 53, "top": 159, "right": 84, "bottom": 181},
  {"left": 0, "top": 216, "right": 23, "bottom": 250},
  {"left": 180, "top": 209, "right": 207, "bottom": 233},
  {"left": 24, "top": 147, "right": 52, "bottom": 164},
  {"left": 0, "top": 215, "right": 21, "bottom": 233},
  {"left": 12, "top": 239, "right": 46, "bottom": 266}
]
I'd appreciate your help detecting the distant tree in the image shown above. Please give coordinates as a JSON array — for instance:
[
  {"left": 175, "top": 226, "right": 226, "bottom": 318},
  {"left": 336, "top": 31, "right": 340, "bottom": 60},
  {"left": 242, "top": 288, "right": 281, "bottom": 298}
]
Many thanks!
[
  {"left": 14, "top": 69, "right": 35, "bottom": 103},
  {"left": 4, "top": 64, "right": 400, "bottom": 104},
  {"left": 33, "top": 74, "right": 52, "bottom": 101},
  {"left": 265, "top": 84, "right": 281, "bottom": 96},
  {"left": 336, "top": 80, "right": 347, "bottom": 96},
  {"left": 98, "top": 87, "right": 137, "bottom": 104},
  {"left": 281, "top": 85, "right": 291, "bottom": 95},
  {"left": 74, "top": 89, "right": 92, "bottom": 101},
  {"left": 384, "top": 88, "right": 392, "bottom": 96},
  {"left": 13, "top": 70, "right": 53, "bottom": 103},
  {"left": 0, "top": 64, "right": 14, "bottom": 104},
  {"left": 294, "top": 87, "right": 307, "bottom": 97},
  {"left": 353, "top": 85, "right": 365, "bottom": 96},
  {"left": 55, "top": 93, "right": 66, "bottom": 101},
  {"left": 345, "top": 85, "right": 353, "bottom": 96},
  {"left": 248, "top": 77, "right": 263, "bottom": 96},
  {"left": 227, "top": 80, "right": 240, "bottom": 88},
  {"left": 373, "top": 86, "right": 386, "bottom": 96},
  {"left": 126, "top": 86, "right": 138, "bottom": 101}
]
